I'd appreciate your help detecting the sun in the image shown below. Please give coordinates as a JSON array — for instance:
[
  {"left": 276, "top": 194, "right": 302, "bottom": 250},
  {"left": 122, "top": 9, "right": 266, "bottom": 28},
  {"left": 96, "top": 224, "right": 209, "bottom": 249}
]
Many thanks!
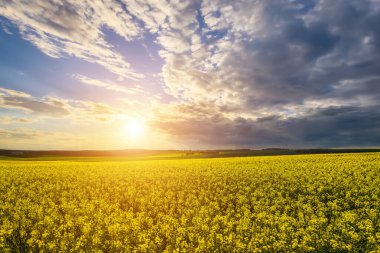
[{"left": 124, "top": 119, "right": 146, "bottom": 139}]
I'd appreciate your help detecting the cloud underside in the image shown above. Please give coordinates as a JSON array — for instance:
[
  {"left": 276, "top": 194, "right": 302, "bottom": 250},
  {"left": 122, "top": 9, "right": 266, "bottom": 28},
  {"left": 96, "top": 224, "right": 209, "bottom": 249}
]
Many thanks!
[
  {"left": 154, "top": 105, "right": 380, "bottom": 148},
  {"left": 1, "top": 0, "right": 380, "bottom": 147}
]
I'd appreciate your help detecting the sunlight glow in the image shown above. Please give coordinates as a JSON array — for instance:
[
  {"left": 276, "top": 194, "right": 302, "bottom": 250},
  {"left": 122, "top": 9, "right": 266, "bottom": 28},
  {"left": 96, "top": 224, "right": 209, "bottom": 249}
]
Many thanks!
[{"left": 124, "top": 119, "right": 146, "bottom": 139}]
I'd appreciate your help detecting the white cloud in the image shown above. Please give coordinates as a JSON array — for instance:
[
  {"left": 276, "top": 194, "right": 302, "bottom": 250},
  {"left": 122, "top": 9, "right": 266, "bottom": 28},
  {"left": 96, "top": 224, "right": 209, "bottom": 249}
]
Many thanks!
[
  {"left": 73, "top": 74, "right": 143, "bottom": 95},
  {"left": 0, "top": 0, "right": 143, "bottom": 79}
]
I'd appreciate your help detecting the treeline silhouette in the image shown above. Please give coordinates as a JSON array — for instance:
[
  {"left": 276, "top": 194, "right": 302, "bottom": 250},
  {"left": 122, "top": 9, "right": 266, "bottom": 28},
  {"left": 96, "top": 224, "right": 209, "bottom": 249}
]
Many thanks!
[{"left": 1, "top": 148, "right": 380, "bottom": 159}]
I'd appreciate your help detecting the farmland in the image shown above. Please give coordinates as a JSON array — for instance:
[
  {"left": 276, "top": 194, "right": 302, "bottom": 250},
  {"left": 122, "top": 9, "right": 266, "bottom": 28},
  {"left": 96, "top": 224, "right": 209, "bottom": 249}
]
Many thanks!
[{"left": 1, "top": 153, "right": 380, "bottom": 252}]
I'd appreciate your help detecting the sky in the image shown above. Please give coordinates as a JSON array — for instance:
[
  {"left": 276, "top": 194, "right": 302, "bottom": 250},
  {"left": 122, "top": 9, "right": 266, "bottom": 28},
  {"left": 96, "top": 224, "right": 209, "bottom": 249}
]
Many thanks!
[{"left": 0, "top": 0, "right": 380, "bottom": 150}]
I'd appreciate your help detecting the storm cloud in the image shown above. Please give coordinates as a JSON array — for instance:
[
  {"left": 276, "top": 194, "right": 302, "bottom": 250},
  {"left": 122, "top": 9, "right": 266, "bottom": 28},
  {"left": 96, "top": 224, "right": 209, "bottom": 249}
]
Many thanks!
[
  {"left": 154, "top": 105, "right": 380, "bottom": 148},
  {"left": 151, "top": 0, "right": 380, "bottom": 148}
]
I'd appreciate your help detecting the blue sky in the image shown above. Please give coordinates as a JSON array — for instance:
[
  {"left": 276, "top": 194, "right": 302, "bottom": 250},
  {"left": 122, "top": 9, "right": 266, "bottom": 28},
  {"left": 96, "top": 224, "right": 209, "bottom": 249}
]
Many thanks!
[{"left": 1, "top": 0, "right": 380, "bottom": 150}]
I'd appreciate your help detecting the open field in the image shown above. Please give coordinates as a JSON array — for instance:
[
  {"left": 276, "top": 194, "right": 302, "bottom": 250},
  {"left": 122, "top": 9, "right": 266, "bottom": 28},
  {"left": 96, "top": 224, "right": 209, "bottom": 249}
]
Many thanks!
[{"left": 1, "top": 153, "right": 380, "bottom": 252}]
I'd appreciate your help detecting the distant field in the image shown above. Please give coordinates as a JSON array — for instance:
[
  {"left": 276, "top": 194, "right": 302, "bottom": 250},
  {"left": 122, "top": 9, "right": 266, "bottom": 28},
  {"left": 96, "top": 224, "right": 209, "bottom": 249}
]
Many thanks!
[
  {"left": 1, "top": 148, "right": 380, "bottom": 161},
  {"left": 1, "top": 153, "right": 380, "bottom": 252}
]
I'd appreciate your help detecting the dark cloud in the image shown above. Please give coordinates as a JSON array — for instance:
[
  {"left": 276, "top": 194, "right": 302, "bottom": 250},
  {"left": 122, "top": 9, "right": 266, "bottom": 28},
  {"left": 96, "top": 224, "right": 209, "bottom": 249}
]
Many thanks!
[
  {"left": 160, "top": 0, "right": 380, "bottom": 113},
  {"left": 156, "top": 0, "right": 380, "bottom": 147},
  {"left": 231, "top": 0, "right": 379, "bottom": 106},
  {"left": 154, "top": 105, "right": 380, "bottom": 148}
]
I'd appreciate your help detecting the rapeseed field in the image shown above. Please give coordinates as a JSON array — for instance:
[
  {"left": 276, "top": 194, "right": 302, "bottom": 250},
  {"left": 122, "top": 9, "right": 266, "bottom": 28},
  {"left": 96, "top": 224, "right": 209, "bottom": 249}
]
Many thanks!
[{"left": 1, "top": 153, "right": 380, "bottom": 252}]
